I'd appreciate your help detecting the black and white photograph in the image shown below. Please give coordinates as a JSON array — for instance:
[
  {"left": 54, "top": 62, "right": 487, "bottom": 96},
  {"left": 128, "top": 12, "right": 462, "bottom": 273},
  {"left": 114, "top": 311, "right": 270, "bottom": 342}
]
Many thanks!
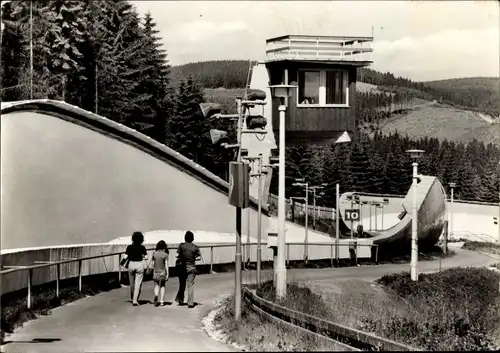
[{"left": 1, "top": 0, "right": 499, "bottom": 351}]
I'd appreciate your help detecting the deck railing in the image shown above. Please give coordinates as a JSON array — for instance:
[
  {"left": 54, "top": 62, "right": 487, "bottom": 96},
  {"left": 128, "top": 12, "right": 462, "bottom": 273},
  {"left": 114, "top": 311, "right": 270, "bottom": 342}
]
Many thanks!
[{"left": 265, "top": 35, "right": 373, "bottom": 62}]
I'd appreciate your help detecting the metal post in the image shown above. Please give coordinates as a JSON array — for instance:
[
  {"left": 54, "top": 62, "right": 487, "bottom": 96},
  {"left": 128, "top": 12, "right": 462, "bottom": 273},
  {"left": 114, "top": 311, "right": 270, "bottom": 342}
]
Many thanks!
[
  {"left": 381, "top": 205, "right": 384, "bottom": 230},
  {"left": 369, "top": 204, "right": 372, "bottom": 231},
  {"left": 78, "top": 259, "right": 82, "bottom": 292},
  {"left": 257, "top": 155, "right": 263, "bottom": 286},
  {"left": 29, "top": 1, "right": 33, "bottom": 100},
  {"left": 350, "top": 197, "right": 354, "bottom": 238},
  {"left": 330, "top": 244, "right": 334, "bottom": 267},
  {"left": 234, "top": 98, "right": 243, "bottom": 321},
  {"left": 246, "top": 207, "right": 251, "bottom": 269},
  {"left": 313, "top": 188, "right": 316, "bottom": 230},
  {"left": 450, "top": 186, "right": 454, "bottom": 243},
  {"left": 359, "top": 200, "right": 362, "bottom": 230},
  {"left": 210, "top": 246, "right": 214, "bottom": 274},
  {"left": 95, "top": 65, "right": 98, "bottom": 114},
  {"left": 27, "top": 269, "right": 33, "bottom": 309},
  {"left": 335, "top": 183, "right": 340, "bottom": 266},
  {"left": 118, "top": 254, "right": 122, "bottom": 283},
  {"left": 411, "top": 162, "right": 419, "bottom": 281},
  {"left": 304, "top": 183, "right": 309, "bottom": 263},
  {"left": 56, "top": 263, "right": 60, "bottom": 298},
  {"left": 276, "top": 103, "right": 287, "bottom": 299}
]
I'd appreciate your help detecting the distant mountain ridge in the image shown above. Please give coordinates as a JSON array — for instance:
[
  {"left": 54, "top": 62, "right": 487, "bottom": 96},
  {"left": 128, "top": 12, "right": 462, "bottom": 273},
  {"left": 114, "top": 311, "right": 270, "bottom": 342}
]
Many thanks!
[{"left": 170, "top": 60, "right": 499, "bottom": 117}]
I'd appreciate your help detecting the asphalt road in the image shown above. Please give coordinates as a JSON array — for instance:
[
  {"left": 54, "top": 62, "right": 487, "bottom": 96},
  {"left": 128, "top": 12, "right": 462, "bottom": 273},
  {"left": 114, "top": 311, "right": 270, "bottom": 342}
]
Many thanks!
[{"left": 1, "top": 247, "right": 496, "bottom": 353}]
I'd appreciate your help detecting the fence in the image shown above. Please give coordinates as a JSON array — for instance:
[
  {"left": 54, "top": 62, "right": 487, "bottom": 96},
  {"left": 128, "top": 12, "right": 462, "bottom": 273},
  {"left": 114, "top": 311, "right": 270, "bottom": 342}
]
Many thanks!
[
  {"left": 1, "top": 241, "right": 376, "bottom": 307},
  {"left": 243, "top": 287, "right": 416, "bottom": 351},
  {"left": 268, "top": 193, "right": 498, "bottom": 222}
]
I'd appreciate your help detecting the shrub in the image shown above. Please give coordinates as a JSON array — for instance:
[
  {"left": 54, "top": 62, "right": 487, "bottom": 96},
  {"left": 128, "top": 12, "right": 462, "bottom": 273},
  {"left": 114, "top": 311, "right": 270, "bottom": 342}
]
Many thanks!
[{"left": 376, "top": 268, "right": 500, "bottom": 350}]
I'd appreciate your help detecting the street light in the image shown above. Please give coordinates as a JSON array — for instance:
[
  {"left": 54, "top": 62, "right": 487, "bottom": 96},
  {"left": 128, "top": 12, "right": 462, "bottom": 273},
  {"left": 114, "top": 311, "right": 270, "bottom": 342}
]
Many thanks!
[
  {"left": 309, "top": 183, "right": 328, "bottom": 230},
  {"left": 448, "top": 182, "right": 456, "bottom": 253},
  {"left": 293, "top": 180, "right": 309, "bottom": 263},
  {"left": 269, "top": 84, "right": 297, "bottom": 300},
  {"left": 381, "top": 198, "right": 389, "bottom": 231},
  {"left": 406, "top": 149, "right": 425, "bottom": 282}
]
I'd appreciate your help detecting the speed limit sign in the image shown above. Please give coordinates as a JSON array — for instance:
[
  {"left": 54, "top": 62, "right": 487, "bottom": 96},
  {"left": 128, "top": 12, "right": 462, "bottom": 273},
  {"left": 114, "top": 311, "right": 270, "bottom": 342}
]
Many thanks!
[{"left": 345, "top": 209, "right": 360, "bottom": 221}]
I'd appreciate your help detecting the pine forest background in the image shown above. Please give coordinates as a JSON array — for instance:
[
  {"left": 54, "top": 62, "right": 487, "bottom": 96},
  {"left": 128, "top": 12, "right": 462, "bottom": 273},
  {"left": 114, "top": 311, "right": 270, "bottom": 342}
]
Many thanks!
[{"left": 2, "top": 0, "right": 499, "bottom": 206}]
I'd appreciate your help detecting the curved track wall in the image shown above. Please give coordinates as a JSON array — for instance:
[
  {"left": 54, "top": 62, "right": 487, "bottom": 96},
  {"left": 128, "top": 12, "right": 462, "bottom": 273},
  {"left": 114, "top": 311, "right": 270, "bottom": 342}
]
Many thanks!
[{"left": 1, "top": 100, "right": 270, "bottom": 249}]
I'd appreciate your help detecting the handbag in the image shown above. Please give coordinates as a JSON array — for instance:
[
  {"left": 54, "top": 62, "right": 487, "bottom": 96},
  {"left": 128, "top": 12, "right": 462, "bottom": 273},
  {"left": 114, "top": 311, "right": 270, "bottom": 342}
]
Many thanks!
[{"left": 120, "top": 257, "right": 130, "bottom": 269}]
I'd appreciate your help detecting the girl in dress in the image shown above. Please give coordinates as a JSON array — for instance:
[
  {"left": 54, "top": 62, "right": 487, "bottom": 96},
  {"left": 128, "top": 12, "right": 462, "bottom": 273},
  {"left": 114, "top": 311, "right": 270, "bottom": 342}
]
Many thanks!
[{"left": 152, "top": 240, "right": 169, "bottom": 307}]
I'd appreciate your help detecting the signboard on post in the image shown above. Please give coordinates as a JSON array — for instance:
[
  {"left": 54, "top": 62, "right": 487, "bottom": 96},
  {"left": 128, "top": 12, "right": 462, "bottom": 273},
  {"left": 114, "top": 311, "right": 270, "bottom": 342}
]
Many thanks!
[
  {"left": 228, "top": 162, "right": 250, "bottom": 208},
  {"left": 344, "top": 209, "right": 360, "bottom": 222}
]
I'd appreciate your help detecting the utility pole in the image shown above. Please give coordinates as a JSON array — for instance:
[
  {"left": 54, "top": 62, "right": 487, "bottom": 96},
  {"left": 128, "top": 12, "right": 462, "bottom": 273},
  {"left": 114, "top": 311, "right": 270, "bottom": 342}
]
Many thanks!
[
  {"left": 335, "top": 183, "right": 340, "bottom": 266},
  {"left": 200, "top": 89, "right": 267, "bottom": 320},
  {"left": 234, "top": 98, "right": 243, "bottom": 321},
  {"left": 30, "top": 0, "right": 33, "bottom": 100}
]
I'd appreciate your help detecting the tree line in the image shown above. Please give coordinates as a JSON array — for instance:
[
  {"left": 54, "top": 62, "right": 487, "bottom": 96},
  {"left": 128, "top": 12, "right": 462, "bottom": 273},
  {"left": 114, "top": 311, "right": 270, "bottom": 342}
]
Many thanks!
[{"left": 271, "top": 132, "right": 500, "bottom": 205}]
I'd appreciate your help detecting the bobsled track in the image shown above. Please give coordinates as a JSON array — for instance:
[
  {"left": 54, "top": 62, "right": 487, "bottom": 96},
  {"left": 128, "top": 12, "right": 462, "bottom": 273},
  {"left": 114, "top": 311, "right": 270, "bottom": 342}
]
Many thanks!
[
  {"left": 338, "top": 177, "right": 448, "bottom": 259},
  {"left": 0, "top": 100, "right": 371, "bottom": 271}
]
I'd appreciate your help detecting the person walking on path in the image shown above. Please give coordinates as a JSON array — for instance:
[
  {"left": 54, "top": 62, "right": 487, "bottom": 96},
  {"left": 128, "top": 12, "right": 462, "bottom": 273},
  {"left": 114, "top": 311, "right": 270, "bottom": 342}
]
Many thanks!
[
  {"left": 175, "top": 231, "right": 203, "bottom": 308},
  {"left": 151, "top": 240, "right": 169, "bottom": 307},
  {"left": 121, "top": 231, "right": 147, "bottom": 306}
]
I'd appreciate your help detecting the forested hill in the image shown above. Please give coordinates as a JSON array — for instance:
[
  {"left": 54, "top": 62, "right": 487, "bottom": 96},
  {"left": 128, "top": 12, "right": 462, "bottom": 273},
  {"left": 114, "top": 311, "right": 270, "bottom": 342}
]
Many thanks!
[
  {"left": 170, "top": 60, "right": 500, "bottom": 116},
  {"left": 170, "top": 60, "right": 258, "bottom": 89}
]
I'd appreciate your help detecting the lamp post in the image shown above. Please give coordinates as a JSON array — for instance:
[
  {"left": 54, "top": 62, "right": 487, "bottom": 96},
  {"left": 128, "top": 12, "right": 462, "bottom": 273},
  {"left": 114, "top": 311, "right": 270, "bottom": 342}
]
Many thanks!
[
  {"left": 346, "top": 195, "right": 354, "bottom": 238},
  {"left": 243, "top": 155, "right": 265, "bottom": 273},
  {"left": 381, "top": 198, "right": 389, "bottom": 231},
  {"left": 498, "top": 161, "right": 500, "bottom": 244},
  {"left": 309, "top": 184, "right": 328, "bottom": 230},
  {"left": 373, "top": 202, "right": 380, "bottom": 231},
  {"left": 269, "top": 84, "right": 297, "bottom": 299},
  {"left": 354, "top": 195, "right": 361, "bottom": 231},
  {"left": 448, "top": 182, "right": 456, "bottom": 252},
  {"left": 406, "top": 149, "right": 425, "bottom": 282},
  {"left": 293, "top": 180, "right": 309, "bottom": 262},
  {"left": 335, "top": 183, "right": 341, "bottom": 266}
]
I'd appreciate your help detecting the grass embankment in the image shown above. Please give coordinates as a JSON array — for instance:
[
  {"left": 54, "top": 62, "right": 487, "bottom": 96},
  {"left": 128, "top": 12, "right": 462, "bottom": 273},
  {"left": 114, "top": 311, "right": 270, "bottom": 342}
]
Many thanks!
[
  {"left": 215, "top": 268, "right": 500, "bottom": 351},
  {"left": 462, "top": 241, "right": 500, "bottom": 256},
  {"left": 1, "top": 274, "right": 121, "bottom": 344},
  {"left": 213, "top": 285, "right": 343, "bottom": 351}
]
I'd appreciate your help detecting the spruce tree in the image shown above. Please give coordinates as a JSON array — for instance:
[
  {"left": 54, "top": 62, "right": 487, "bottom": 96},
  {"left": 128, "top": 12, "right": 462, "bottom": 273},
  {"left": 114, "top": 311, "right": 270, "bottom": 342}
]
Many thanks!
[{"left": 169, "top": 75, "right": 207, "bottom": 163}]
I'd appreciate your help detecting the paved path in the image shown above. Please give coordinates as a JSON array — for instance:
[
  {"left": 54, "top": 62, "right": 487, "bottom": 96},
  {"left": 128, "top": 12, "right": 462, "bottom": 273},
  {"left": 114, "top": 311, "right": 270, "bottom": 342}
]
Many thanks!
[{"left": 2, "top": 247, "right": 496, "bottom": 353}]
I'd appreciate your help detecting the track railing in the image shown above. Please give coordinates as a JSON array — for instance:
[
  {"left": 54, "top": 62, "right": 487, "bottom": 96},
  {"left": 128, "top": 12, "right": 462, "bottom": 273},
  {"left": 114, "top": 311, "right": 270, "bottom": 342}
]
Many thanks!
[
  {"left": 243, "top": 287, "right": 417, "bottom": 351},
  {"left": 1, "top": 242, "right": 377, "bottom": 308}
]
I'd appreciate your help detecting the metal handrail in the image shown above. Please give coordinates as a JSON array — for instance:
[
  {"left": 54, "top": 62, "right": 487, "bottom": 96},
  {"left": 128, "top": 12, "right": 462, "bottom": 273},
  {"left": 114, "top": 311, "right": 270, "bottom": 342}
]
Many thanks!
[
  {"left": 1, "top": 241, "right": 378, "bottom": 308},
  {"left": 1, "top": 241, "right": 377, "bottom": 275}
]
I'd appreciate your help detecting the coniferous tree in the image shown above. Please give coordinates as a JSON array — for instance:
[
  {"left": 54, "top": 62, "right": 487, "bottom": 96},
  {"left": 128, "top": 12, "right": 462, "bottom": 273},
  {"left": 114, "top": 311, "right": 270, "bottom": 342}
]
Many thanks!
[{"left": 169, "top": 75, "right": 207, "bottom": 163}]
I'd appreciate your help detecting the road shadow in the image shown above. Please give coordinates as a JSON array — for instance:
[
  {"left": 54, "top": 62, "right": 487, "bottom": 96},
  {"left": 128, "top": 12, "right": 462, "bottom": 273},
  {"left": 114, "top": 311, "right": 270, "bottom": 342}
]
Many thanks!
[{"left": 2, "top": 338, "right": 62, "bottom": 345}]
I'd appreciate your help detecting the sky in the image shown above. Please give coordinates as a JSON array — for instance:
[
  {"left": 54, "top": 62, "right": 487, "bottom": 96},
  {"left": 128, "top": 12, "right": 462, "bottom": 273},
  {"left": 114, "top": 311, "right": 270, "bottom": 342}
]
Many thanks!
[{"left": 130, "top": 0, "right": 500, "bottom": 82}]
